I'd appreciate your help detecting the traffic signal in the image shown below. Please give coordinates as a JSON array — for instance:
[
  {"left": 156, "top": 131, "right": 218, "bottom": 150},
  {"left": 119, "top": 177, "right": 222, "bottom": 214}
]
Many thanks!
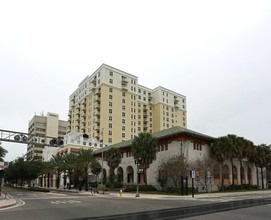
[{"left": 50, "top": 138, "right": 64, "bottom": 146}]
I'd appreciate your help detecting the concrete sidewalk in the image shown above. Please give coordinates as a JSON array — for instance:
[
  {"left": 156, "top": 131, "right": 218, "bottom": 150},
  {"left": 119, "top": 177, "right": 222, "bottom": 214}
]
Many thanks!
[{"left": 0, "top": 193, "right": 17, "bottom": 209}]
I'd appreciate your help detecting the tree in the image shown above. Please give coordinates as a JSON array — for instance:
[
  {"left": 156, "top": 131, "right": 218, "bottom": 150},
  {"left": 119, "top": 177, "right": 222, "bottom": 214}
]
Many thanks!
[
  {"left": 90, "top": 159, "right": 102, "bottom": 185},
  {"left": 192, "top": 156, "right": 220, "bottom": 192},
  {"left": 105, "top": 148, "right": 122, "bottom": 188},
  {"left": 256, "top": 144, "right": 271, "bottom": 189},
  {"left": 211, "top": 137, "right": 228, "bottom": 191},
  {"left": 0, "top": 145, "right": 8, "bottom": 162},
  {"left": 63, "top": 153, "right": 77, "bottom": 189},
  {"left": 78, "top": 149, "right": 94, "bottom": 191},
  {"left": 50, "top": 154, "right": 64, "bottom": 189},
  {"left": 132, "top": 132, "right": 157, "bottom": 191},
  {"left": 158, "top": 154, "right": 189, "bottom": 188}
]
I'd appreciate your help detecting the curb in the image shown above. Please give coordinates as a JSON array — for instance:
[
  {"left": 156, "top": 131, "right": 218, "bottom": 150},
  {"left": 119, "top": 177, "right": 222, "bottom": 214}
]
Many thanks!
[{"left": 0, "top": 194, "right": 17, "bottom": 209}]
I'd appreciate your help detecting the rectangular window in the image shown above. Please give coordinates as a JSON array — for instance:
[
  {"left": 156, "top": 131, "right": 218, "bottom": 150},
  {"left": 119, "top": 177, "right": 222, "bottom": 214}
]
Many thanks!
[
  {"left": 109, "top": 102, "right": 112, "bottom": 106},
  {"left": 122, "top": 92, "right": 126, "bottom": 97},
  {"left": 109, "top": 116, "right": 112, "bottom": 121},
  {"left": 122, "top": 126, "right": 125, "bottom": 131},
  {"left": 109, "top": 123, "right": 112, "bottom": 128},
  {"left": 122, "top": 112, "right": 125, "bottom": 117},
  {"left": 110, "top": 71, "right": 113, "bottom": 76},
  {"left": 138, "top": 115, "right": 141, "bottom": 119},
  {"left": 122, "top": 133, "right": 125, "bottom": 138},
  {"left": 109, "top": 88, "right": 113, "bottom": 92},
  {"left": 108, "top": 138, "right": 112, "bottom": 143},
  {"left": 109, "top": 130, "right": 112, "bottom": 135},
  {"left": 122, "top": 99, "right": 125, "bottom": 104},
  {"left": 109, "top": 95, "right": 113, "bottom": 99},
  {"left": 109, "top": 79, "right": 113, "bottom": 84},
  {"left": 122, "top": 119, "right": 125, "bottom": 124},
  {"left": 109, "top": 109, "right": 112, "bottom": 114},
  {"left": 138, "top": 89, "right": 141, "bottom": 93},
  {"left": 122, "top": 105, "right": 125, "bottom": 110},
  {"left": 138, "top": 127, "right": 141, "bottom": 131},
  {"left": 138, "top": 109, "right": 141, "bottom": 113}
]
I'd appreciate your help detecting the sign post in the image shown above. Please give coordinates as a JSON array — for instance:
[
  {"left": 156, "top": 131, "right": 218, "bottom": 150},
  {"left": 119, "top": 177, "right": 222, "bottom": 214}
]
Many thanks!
[{"left": 191, "top": 170, "right": 195, "bottom": 198}]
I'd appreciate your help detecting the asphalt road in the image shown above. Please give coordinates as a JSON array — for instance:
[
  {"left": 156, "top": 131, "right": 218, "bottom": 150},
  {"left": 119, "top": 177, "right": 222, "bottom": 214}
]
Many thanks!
[{"left": 1, "top": 189, "right": 271, "bottom": 220}]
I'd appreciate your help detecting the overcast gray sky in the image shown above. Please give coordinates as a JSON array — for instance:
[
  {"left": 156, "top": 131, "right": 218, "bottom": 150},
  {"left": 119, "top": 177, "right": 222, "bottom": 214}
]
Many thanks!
[{"left": 1, "top": 0, "right": 271, "bottom": 161}]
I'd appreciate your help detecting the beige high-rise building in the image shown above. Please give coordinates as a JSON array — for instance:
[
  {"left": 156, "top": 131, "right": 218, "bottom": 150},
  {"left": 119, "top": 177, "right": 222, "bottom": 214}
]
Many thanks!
[
  {"left": 27, "top": 112, "right": 68, "bottom": 160},
  {"left": 68, "top": 64, "right": 187, "bottom": 145}
]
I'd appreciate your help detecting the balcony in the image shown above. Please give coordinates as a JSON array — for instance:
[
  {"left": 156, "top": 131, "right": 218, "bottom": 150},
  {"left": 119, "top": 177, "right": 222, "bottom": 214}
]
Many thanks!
[
  {"left": 94, "top": 96, "right": 101, "bottom": 103},
  {"left": 76, "top": 105, "right": 80, "bottom": 110},
  {"left": 121, "top": 76, "right": 128, "bottom": 84},
  {"left": 95, "top": 89, "right": 101, "bottom": 96},
  {"left": 91, "top": 85, "right": 96, "bottom": 91},
  {"left": 80, "top": 128, "right": 85, "bottom": 133},
  {"left": 143, "top": 118, "right": 149, "bottom": 122},
  {"left": 81, "top": 119, "right": 86, "bottom": 125},
  {"left": 94, "top": 111, "right": 100, "bottom": 117},
  {"left": 143, "top": 105, "right": 148, "bottom": 112},
  {"left": 94, "top": 133, "right": 100, "bottom": 138},
  {"left": 68, "top": 111, "right": 72, "bottom": 116},
  {"left": 174, "top": 96, "right": 179, "bottom": 104},
  {"left": 76, "top": 110, "right": 80, "bottom": 115},
  {"left": 75, "top": 116, "right": 80, "bottom": 121},
  {"left": 94, "top": 125, "right": 100, "bottom": 131},
  {"left": 81, "top": 106, "right": 86, "bottom": 112},
  {"left": 143, "top": 112, "right": 148, "bottom": 117},
  {"left": 148, "top": 99, "right": 153, "bottom": 105},
  {"left": 174, "top": 102, "right": 179, "bottom": 108},
  {"left": 94, "top": 104, "right": 100, "bottom": 109},
  {"left": 82, "top": 99, "right": 86, "bottom": 106},
  {"left": 148, "top": 93, "right": 153, "bottom": 99},
  {"left": 91, "top": 77, "right": 97, "bottom": 84},
  {"left": 143, "top": 123, "right": 149, "bottom": 128},
  {"left": 94, "top": 118, "right": 100, "bottom": 123},
  {"left": 121, "top": 84, "right": 128, "bottom": 90},
  {"left": 80, "top": 112, "right": 86, "bottom": 118}
]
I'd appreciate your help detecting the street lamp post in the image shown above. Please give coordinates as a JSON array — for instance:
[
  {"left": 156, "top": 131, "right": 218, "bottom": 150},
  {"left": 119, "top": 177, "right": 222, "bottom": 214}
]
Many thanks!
[{"left": 134, "top": 157, "right": 142, "bottom": 197}]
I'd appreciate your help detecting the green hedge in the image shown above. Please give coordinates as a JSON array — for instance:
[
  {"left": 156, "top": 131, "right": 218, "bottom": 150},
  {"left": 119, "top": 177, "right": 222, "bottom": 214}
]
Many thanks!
[
  {"left": 29, "top": 187, "right": 50, "bottom": 192},
  {"left": 165, "top": 187, "right": 198, "bottom": 194},
  {"left": 222, "top": 184, "right": 258, "bottom": 191},
  {"left": 123, "top": 185, "right": 157, "bottom": 192}
]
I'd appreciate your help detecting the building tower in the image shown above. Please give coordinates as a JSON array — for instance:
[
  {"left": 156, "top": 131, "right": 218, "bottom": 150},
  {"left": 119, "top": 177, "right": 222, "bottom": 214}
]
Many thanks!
[
  {"left": 27, "top": 112, "right": 68, "bottom": 160},
  {"left": 68, "top": 64, "right": 187, "bottom": 145}
]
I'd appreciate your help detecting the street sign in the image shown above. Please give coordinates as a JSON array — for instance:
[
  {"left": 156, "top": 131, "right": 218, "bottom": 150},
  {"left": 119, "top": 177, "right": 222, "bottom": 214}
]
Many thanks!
[{"left": 191, "top": 170, "right": 195, "bottom": 179}]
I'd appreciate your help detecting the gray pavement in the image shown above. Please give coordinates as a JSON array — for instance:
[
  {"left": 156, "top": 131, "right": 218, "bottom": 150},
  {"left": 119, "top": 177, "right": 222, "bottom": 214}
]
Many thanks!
[{"left": 1, "top": 187, "right": 271, "bottom": 219}]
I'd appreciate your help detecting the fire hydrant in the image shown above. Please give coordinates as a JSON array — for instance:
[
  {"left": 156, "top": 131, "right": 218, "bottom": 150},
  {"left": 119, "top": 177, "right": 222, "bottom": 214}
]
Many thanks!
[{"left": 120, "top": 189, "right": 122, "bottom": 197}]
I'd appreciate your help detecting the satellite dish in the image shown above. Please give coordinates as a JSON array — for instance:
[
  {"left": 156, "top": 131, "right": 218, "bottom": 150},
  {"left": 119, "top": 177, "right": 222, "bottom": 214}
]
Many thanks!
[{"left": 14, "top": 135, "right": 20, "bottom": 141}]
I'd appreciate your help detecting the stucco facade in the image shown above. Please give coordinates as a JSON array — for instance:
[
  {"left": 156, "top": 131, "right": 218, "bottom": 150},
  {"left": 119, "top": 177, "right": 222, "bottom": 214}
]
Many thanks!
[{"left": 95, "top": 127, "right": 267, "bottom": 191}]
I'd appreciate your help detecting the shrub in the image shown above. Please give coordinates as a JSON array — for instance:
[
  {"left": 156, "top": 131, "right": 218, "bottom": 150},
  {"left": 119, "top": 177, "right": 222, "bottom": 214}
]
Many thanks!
[
  {"left": 29, "top": 187, "right": 50, "bottom": 192},
  {"left": 165, "top": 187, "right": 198, "bottom": 194},
  {"left": 123, "top": 185, "right": 157, "bottom": 192}
]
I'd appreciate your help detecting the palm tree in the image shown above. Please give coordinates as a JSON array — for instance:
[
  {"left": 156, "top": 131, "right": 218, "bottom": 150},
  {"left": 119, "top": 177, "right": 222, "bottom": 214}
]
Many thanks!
[
  {"left": 105, "top": 148, "right": 122, "bottom": 188},
  {"left": 235, "top": 137, "right": 247, "bottom": 190},
  {"left": 63, "top": 153, "right": 77, "bottom": 189},
  {"left": 50, "top": 154, "right": 64, "bottom": 188},
  {"left": 77, "top": 149, "right": 94, "bottom": 191},
  {"left": 211, "top": 137, "right": 227, "bottom": 191},
  {"left": 42, "top": 161, "right": 54, "bottom": 188},
  {"left": 0, "top": 145, "right": 8, "bottom": 162},
  {"left": 132, "top": 132, "right": 157, "bottom": 191},
  {"left": 225, "top": 135, "right": 238, "bottom": 189},
  {"left": 256, "top": 144, "right": 271, "bottom": 189},
  {"left": 247, "top": 144, "right": 257, "bottom": 188}
]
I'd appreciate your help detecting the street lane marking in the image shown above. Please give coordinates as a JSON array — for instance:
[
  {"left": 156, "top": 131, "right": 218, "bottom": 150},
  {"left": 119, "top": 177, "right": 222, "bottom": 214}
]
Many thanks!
[{"left": 50, "top": 200, "right": 82, "bottom": 205}]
